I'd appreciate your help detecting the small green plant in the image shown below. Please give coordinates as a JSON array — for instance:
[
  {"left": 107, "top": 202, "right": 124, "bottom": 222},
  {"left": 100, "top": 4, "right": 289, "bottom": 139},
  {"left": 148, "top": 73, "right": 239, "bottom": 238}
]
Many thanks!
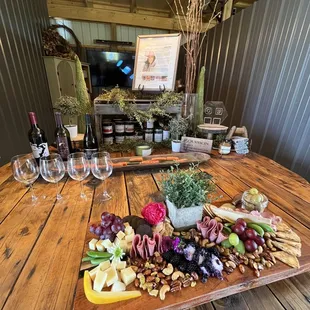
[
  {"left": 54, "top": 95, "right": 83, "bottom": 125},
  {"left": 169, "top": 117, "right": 189, "bottom": 140},
  {"left": 160, "top": 164, "right": 215, "bottom": 209}
]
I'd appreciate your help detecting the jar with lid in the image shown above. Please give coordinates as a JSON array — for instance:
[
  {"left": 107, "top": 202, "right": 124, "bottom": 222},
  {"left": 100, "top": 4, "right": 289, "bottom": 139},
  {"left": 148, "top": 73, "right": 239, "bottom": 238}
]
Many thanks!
[
  {"left": 103, "top": 134, "right": 114, "bottom": 145},
  {"left": 125, "top": 121, "right": 135, "bottom": 133},
  {"left": 144, "top": 128, "right": 153, "bottom": 142},
  {"left": 125, "top": 133, "right": 136, "bottom": 140},
  {"left": 102, "top": 122, "right": 113, "bottom": 134},
  {"left": 146, "top": 119, "right": 154, "bottom": 129},
  {"left": 115, "top": 121, "right": 125, "bottom": 133},
  {"left": 154, "top": 128, "right": 163, "bottom": 143},
  {"left": 135, "top": 130, "right": 144, "bottom": 140},
  {"left": 163, "top": 127, "right": 170, "bottom": 140},
  {"left": 115, "top": 133, "right": 125, "bottom": 144}
]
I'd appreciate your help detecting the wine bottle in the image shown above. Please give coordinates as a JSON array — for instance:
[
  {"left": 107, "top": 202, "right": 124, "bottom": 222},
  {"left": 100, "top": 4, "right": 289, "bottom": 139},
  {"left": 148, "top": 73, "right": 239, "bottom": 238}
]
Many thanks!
[
  {"left": 54, "top": 112, "right": 73, "bottom": 160},
  {"left": 28, "top": 112, "right": 50, "bottom": 161},
  {"left": 83, "top": 114, "right": 98, "bottom": 160}
]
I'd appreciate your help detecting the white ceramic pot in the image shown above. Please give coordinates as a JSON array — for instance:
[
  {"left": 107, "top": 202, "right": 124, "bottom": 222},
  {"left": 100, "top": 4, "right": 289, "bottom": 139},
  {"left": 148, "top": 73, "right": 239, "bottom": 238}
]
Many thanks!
[
  {"left": 64, "top": 124, "right": 78, "bottom": 138},
  {"left": 166, "top": 199, "right": 203, "bottom": 230},
  {"left": 171, "top": 140, "right": 181, "bottom": 152}
]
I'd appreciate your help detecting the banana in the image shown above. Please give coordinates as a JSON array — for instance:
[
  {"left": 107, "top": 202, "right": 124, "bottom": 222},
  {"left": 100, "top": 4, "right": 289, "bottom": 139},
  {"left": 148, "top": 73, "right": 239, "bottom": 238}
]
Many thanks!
[
  {"left": 247, "top": 223, "right": 264, "bottom": 237},
  {"left": 256, "top": 223, "right": 274, "bottom": 233}
]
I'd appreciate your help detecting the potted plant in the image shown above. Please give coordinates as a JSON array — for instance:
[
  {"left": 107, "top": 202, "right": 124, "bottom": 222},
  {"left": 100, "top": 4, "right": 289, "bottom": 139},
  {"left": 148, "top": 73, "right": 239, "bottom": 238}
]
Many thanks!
[
  {"left": 54, "top": 95, "right": 82, "bottom": 138},
  {"left": 161, "top": 165, "right": 215, "bottom": 230},
  {"left": 169, "top": 117, "right": 189, "bottom": 152}
]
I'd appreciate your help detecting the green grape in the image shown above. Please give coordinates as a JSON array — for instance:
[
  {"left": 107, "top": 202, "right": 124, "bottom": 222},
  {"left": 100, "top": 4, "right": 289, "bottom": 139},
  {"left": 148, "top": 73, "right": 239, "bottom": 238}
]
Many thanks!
[
  {"left": 229, "top": 233, "right": 240, "bottom": 246},
  {"left": 249, "top": 188, "right": 259, "bottom": 195},
  {"left": 221, "top": 239, "right": 233, "bottom": 248}
]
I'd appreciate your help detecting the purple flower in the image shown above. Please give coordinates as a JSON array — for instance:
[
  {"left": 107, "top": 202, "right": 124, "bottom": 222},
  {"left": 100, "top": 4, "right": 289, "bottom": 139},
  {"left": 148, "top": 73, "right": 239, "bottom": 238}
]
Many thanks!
[{"left": 162, "top": 236, "right": 173, "bottom": 252}]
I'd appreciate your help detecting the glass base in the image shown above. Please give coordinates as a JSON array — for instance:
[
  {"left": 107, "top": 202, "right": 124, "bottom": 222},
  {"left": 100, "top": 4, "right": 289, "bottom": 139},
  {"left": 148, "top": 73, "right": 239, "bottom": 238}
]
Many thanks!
[
  {"left": 56, "top": 193, "right": 63, "bottom": 200},
  {"left": 101, "top": 191, "right": 112, "bottom": 201}
]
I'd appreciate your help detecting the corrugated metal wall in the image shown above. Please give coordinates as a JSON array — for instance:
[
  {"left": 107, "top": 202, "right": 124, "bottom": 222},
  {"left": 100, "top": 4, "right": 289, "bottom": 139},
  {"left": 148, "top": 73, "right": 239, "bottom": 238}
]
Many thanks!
[
  {"left": 50, "top": 18, "right": 166, "bottom": 46},
  {"left": 0, "top": 0, "right": 54, "bottom": 166},
  {"left": 203, "top": 0, "right": 310, "bottom": 180}
]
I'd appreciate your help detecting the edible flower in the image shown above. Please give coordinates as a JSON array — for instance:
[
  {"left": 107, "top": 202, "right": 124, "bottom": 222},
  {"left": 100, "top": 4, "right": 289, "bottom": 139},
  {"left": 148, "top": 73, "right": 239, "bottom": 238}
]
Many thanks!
[
  {"left": 141, "top": 202, "right": 166, "bottom": 225},
  {"left": 172, "top": 237, "right": 186, "bottom": 254},
  {"left": 107, "top": 244, "right": 125, "bottom": 263}
]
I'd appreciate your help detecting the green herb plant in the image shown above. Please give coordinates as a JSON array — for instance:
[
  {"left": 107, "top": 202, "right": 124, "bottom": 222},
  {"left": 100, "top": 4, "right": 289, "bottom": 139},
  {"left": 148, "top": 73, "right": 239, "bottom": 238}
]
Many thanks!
[
  {"left": 160, "top": 164, "right": 215, "bottom": 209},
  {"left": 169, "top": 117, "right": 189, "bottom": 140},
  {"left": 54, "top": 95, "right": 83, "bottom": 125}
]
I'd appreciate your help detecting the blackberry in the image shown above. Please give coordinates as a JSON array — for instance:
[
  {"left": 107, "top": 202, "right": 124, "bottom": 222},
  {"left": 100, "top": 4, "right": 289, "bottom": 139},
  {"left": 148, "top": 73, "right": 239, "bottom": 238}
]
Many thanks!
[
  {"left": 178, "top": 259, "right": 188, "bottom": 272},
  {"left": 162, "top": 250, "right": 174, "bottom": 263},
  {"left": 170, "top": 254, "right": 183, "bottom": 266},
  {"left": 186, "top": 261, "right": 199, "bottom": 274}
]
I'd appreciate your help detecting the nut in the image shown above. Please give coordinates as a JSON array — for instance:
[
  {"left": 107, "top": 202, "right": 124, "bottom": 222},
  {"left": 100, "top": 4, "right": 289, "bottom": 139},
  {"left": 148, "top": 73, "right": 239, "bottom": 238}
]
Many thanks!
[
  {"left": 257, "top": 246, "right": 263, "bottom": 254},
  {"left": 131, "top": 266, "right": 138, "bottom": 272},
  {"left": 269, "top": 253, "right": 276, "bottom": 264},
  {"left": 161, "top": 279, "right": 168, "bottom": 285},
  {"left": 159, "top": 285, "right": 170, "bottom": 300},
  {"left": 239, "top": 264, "right": 245, "bottom": 274},
  {"left": 265, "top": 261, "right": 272, "bottom": 268},
  {"left": 257, "top": 263, "right": 264, "bottom": 271},
  {"left": 271, "top": 247, "right": 277, "bottom": 252},
  {"left": 171, "top": 285, "right": 181, "bottom": 293},
  {"left": 165, "top": 275, "right": 172, "bottom": 281},
  {"left": 157, "top": 272, "right": 165, "bottom": 278},
  {"left": 206, "top": 242, "right": 216, "bottom": 248},
  {"left": 191, "top": 272, "right": 199, "bottom": 281},
  {"left": 266, "top": 239, "right": 273, "bottom": 249},
  {"left": 191, "top": 281, "right": 197, "bottom": 287},
  {"left": 226, "top": 261, "right": 237, "bottom": 269},
  {"left": 149, "top": 264, "right": 155, "bottom": 269},
  {"left": 149, "top": 289, "right": 159, "bottom": 297},
  {"left": 137, "top": 273, "right": 144, "bottom": 279},
  {"left": 244, "top": 258, "right": 249, "bottom": 265},
  {"left": 171, "top": 271, "right": 185, "bottom": 281},
  {"left": 151, "top": 271, "right": 158, "bottom": 276},
  {"left": 182, "top": 278, "right": 192, "bottom": 287},
  {"left": 155, "top": 256, "right": 163, "bottom": 264},
  {"left": 134, "top": 278, "right": 139, "bottom": 287},
  {"left": 255, "top": 258, "right": 261, "bottom": 263},
  {"left": 224, "top": 266, "right": 234, "bottom": 274},
  {"left": 201, "top": 239, "right": 209, "bottom": 247},
  {"left": 264, "top": 232, "right": 271, "bottom": 239},
  {"left": 144, "top": 270, "right": 152, "bottom": 276},
  {"left": 170, "top": 280, "right": 182, "bottom": 292},
  {"left": 254, "top": 270, "right": 260, "bottom": 277},
  {"left": 163, "top": 263, "right": 174, "bottom": 276},
  {"left": 246, "top": 253, "right": 256, "bottom": 259},
  {"left": 173, "top": 231, "right": 180, "bottom": 236},
  {"left": 146, "top": 276, "right": 155, "bottom": 283},
  {"left": 155, "top": 277, "right": 160, "bottom": 283},
  {"left": 154, "top": 251, "right": 160, "bottom": 257},
  {"left": 214, "top": 216, "right": 222, "bottom": 222},
  {"left": 253, "top": 262, "right": 258, "bottom": 270}
]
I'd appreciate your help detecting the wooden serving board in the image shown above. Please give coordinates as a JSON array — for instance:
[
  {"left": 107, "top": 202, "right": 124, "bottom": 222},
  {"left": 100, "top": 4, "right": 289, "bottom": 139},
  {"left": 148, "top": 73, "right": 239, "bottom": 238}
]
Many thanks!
[{"left": 111, "top": 152, "right": 211, "bottom": 172}]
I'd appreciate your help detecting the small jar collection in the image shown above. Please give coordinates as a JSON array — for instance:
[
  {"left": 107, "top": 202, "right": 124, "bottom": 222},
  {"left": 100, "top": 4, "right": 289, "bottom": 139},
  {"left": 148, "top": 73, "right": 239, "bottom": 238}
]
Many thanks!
[{"left": 102, "top": 119, "right": 170, "bottom": 145}]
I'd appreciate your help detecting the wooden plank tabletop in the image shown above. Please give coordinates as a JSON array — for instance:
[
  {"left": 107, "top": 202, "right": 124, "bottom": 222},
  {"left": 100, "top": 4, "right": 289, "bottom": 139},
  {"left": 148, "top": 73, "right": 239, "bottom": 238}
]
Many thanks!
[{"left": 1, "top": 150, "right": 310, "bottom": 310}]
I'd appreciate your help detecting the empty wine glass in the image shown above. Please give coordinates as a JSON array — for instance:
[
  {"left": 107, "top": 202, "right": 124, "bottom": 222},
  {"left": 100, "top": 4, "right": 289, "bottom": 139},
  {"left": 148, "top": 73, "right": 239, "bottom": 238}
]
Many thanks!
[
  {"left": 40, "top": 153, "right": 65, "bottom": 200},
  {"left": 67, "top": 152, "right": 90, "bottom": 198},
  {"left": 91, "top": 152, "right": 113, "bottom": 201},
  {"left": 11, "top": 154, "right": 39, "bottom": 202}
]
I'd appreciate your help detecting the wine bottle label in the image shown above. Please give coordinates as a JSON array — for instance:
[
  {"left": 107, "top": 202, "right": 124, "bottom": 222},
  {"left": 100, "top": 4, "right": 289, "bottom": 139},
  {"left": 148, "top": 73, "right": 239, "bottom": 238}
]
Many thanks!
[
  {"left": 30, "top": 142, "right": 49, "bottom": 159},
  {"left": 85, "top": 148, "right": 98, "bottom": 160},
  {"left": 56, "top": 137, "right": 70, "bottom": 160}
]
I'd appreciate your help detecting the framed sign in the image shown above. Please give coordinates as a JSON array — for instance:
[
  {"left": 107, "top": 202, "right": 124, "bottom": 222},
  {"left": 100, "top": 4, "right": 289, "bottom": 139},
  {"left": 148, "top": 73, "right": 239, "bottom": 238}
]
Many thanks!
[
  {"left": 132, "top": 33, "right": 181, "bottom": 91},
  {"left": 180, "top": 137, "right": 213, "bottom": 154}
]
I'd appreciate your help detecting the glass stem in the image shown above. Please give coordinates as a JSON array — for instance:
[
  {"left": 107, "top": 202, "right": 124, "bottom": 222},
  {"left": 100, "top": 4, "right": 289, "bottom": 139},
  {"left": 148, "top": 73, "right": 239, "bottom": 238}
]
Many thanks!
[
  {"left": 102, "top": 179, "right": 106, "bottom": 196},
  {"left": 80, "top": 181, "right": 85, "bottom": 198},
  {"left": 29, "top": 184, "right": 37, "bottom": 201},
  {"left": 56, "top": 181, "right": 62, "bottom": 200}
]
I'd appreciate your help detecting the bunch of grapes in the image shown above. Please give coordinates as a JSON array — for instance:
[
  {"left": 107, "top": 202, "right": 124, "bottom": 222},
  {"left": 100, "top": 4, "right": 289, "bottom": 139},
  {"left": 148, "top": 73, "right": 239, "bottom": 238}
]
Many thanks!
[
  {"left": 89, "top": 212, "right": 125, "bottom": 241},
  {"left": 231, "top": 218, "right": 265, "bottom": 252}
]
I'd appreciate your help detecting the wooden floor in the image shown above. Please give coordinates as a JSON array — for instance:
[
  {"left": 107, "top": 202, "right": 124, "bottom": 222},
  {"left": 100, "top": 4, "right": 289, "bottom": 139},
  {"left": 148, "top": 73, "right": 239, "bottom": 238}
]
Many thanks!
[{"left": 192, "top": 271, "right": 310, "bottom": 309}]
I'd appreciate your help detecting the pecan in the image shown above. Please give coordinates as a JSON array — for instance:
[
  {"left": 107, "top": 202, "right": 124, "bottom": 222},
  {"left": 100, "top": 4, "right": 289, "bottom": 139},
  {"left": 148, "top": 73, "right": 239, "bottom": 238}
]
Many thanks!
[
  {"left": 144, "top": 270, "right": 152, "bottom": 276},
  {"left": 224, "top": 266, "right": 234, "bottom": 274},
  {"left": 137, "top": 267, "right": 145, "bottom": 273},
  {"left": 170, "top": 285, "right": 181, "bottom": 292},
  {"left": 182, "top": 278, "right": 192, "bottom": 287},
  {"left": 165, "top": 275, "right": 171, "bottom": 281},
  {"left": 134, "top": 278, "right": 139, "bottom": 288},
  {"left": 131, "top": 266, "right": 138, "bottom": 273},
  {"left": 157, "top": 272, "right": 165, "bottom": 278},
  {"left": 239, "top": 264, "right": 245, "bottom": 274},
  {"left": 228, "top": 254, "right": 240, "bottom": 265},
  {"left": 160, "top": 279, "right": 168, "bottom": 285},
  {"left": 146, "top": 276, "right": 155, "bottom": 283},
  {"left": 191, "top": 272, "right": 199, "bottom": 281},
  {"left": 171, "top": 280, "right": 182, "bottom": 288},
  {"left": 155, "top": 256, "right": 163, "bottom": 264}
]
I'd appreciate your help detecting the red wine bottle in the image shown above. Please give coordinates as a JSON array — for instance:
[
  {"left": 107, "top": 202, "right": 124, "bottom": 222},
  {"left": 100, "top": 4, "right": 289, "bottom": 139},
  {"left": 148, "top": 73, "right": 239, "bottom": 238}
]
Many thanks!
[
  {"left": 83, "top": 114, "right": 98, "bottom": 160},
  {"left": 54, "top": 112, "right": 73, "bottom": 160},
  {"left": 28, "top": 112, "right": 50, "bottom": 161}
]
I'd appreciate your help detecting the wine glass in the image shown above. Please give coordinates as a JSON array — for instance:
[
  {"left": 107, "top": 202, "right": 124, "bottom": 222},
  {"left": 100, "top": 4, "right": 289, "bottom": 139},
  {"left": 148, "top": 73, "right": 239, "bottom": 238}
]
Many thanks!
[
  {"left": 11, "top": 154, "right": 39, "bottom": 202},
  {"left": 91, "top": 152, "right": 113, "bottom": 201},
  {"left": 40, "top": 153, "right": 65, "bottom": 200},
  {"left": 67, "top": 152, "right": 90, "bottom": 198}
]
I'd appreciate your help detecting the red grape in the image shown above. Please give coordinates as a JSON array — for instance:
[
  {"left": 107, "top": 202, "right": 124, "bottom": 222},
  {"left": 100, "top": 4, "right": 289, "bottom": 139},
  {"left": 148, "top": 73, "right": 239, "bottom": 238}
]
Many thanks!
[
  {"left": 89, "top": 224, "right": 97, "bottom": 234},
  {"left": 255, "top": 236, "right": 265, "bottom": 246},
  {"left": 95, "top": 226, "right": 103, "bottom": 236},
  {"left": 100, "top": 234, "right": 106, "bottom": 240},
  {"left": 111, "top": 224, "right": 121, "bottom": 234},
  {"left": 113, "top": 216, "right": 123, "bottom": 224},
  {"left": 236, "top": 218, "right": 247, "bottom": 228},
  {"left": 244, "top": 239, "right": 258, "bottom": 252},
  {"left": 245, "top": 228, "right": 257, "bottom": 239},
  {"left": 101, "top": 220, "right": 112, "bottom": 228},
  {"left": 232, "top": 224, "right": 245, "bottom": 235},
  {"left": 239, "top": 231, "right": 248, "bottom": 241},
  {"left": 101, "top": 212, "right": 110, "bottom": 221}
]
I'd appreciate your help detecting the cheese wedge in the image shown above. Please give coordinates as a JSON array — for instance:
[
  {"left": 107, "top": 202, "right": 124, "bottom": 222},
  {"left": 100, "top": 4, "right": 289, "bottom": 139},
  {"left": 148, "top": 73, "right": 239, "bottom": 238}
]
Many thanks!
[
  {"left": 116, "top": 231, "right": 126, "bottom": 240},
  {"left": 96, "top": 240, "right": 105, "bottom": 252},
  {"left": 119, "top": 240, "right": 128, "bottom": 252},
  {"left": 116, "top": 261, "right": 126, "bottom": 270},
  {"left": 99, "top": 260, "right": 111, "bottom": 272},
  {"left": 93, "top": 269, "right": 108, "bottom": 292},
  {"left": 123, "top": 222, "right": 130, "bottom": 227},
  {"left": 89, "top": 266, "right": 100, "bottom": 281},
  {"left": 89, "top": 238, "right": 98, "bottom": 250},
  {"left": 111, "top": 281, "right": 126, "bottom": 292},
  {"left": 125, "top": 226, "right": 133, "bottom": 235},
  {"left": 272, "top": 251, "right": 300, "bottom": 268},
  {"left": 120, "top": 267, "right": 136, "bottom": 286},
  {"left": 114, "top": 237, "right": 120, "bottom": 246}
]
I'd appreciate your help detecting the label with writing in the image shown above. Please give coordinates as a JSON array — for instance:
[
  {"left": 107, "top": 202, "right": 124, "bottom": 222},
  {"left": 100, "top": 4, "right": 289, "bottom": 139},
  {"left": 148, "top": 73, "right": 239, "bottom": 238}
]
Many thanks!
[
  {"left": 30, "top": 142, "right": 50, "bottom": 159},
  {"left": 85, "top": 148, "right": 98, "bottom": 160},
  {"left": 56, "top": 137, "right": 70, "bottom": 160},
  {"left": 180, "top": 137, "right": 213, "bottom": 153}
]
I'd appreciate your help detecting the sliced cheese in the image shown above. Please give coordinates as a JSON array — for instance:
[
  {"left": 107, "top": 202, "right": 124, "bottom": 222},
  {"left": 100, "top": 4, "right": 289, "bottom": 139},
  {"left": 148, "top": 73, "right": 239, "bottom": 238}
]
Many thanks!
[
  {"left": 120, "top": 267, "right": 136, "bottom": 286},
  {"left": 125, "top": 232, "right": 134, "bottom": 243},
  {"left": 104, "top": 266, "right": 118, "bottom": 287},
  {"left": 116, "top": 261, "right": 127, "bottom": 270},
  {"left": 125, "top": 226, "right": 133, "bottom": 235},
  {"left": 119, "top": 240, "right": 127, "bottom": 251},
  {"left": 99, "top": 260, "right": 111, "bottom": 272},
  {"left": 96, "top": 240, "right": 105, "bottom": 252},
  {"left": 123, "top": 222, "right": 130, "bottom": 227},
  {"left": 89, "top": 238, "right": 98, "bottom": 251},
  {"left": 116, "top": 230, "right": 126, "bottom": 240},
  {"left": 102, "top": 239, "right": 113, "bottom": 249},
  {"left": 89, "top": 265, "right": 100, "bottom": 281},
  {"left": 93, "top": 269, "right": 107, "bottom": 292}
]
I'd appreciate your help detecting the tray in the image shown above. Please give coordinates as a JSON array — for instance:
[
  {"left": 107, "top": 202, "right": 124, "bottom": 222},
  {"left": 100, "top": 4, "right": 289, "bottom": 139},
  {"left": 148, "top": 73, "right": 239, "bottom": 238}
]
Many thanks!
[{"left": 111, "top": 152, "right": 211, "bottom": 171}]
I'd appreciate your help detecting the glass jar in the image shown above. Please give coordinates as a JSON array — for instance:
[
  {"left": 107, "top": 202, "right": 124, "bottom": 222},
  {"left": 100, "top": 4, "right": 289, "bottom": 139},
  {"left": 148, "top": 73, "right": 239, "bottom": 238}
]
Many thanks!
[
  {"left": 115, "top": 133, "right": 125, "bottom": 144},
  {"left": 135, "top": 130, "right": 144, "bottom": 140},
  {"left": 163, "top": 129, "right": 170, "bottom": 141},
  {"left": 125, "top": 122, "right": 134, "bottom": 133},
  {"left": 125, "top": 133, "right": 135, "bottom": 140},
  {"left": 102, "top": 122, "right": 113, "bottom": 134},
  {"left": 154, "top": 128, "right": 163, "bottom": 143},
  {"left": 115, "top": 121, "right": 125, "bottom": 133},
  {"left": 144, "top": 129, "right": 153, "bottom": 142},
  {"left": 146, "top": 119, "right": 154, "bottom": 129},
  {"left": 103, "top": 134, "right": 114, "bottom": 145},
  {"left": 241, "top": 188, "right": 268, "bottom": 212}
]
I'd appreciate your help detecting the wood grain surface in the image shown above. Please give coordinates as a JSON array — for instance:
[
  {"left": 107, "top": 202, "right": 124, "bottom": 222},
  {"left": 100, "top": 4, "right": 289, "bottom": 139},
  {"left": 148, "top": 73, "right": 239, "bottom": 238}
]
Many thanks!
[{"left": 1, "top": 151, "right": 310, "bottom": 310}]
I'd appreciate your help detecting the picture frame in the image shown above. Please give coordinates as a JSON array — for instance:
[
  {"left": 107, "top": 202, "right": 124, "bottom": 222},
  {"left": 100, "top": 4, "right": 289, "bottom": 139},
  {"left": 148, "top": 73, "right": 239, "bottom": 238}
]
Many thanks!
[{"left": 132, "top": 33, "right": 181, "bottom": 91}]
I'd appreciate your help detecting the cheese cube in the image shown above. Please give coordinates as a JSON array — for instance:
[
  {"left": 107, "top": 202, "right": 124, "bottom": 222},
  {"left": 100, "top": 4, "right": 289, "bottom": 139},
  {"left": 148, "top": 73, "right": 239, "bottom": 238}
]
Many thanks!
[
  {"left": 127, "top": 242, "right": 133, "bottom": 252},
  {"left": 113, "top": 237, "right": 120, "bottom": 246},
  {"left": 102, "top": 239, "right": 113, "bottom": 249},
  {"left": 89, "top": 265, "right": 100, "bottom": 281},
  {"left": 120, "top": 267, "right": 136, "bottom": 286},
  {"left": 125, "top": 232, "right": 134, "bottom": 243},
  {"left": 104, "top": 267, "right": 118, "bottom": 287},
  {"left": 125, "top": 226, "right": 133, "bottom": 235},
  {"left": 93, "top": 269, "right": 107, "bottom": 292},
  {"left": 123, "top": 222, "right": 130, "bottom": 227},
  {"left": 99, "top": 260, "right": 111, "bottom": 272},
  {"left": 96, "top": 240, "right": 105, "bottom": 252},
  {"left": 88, "top": 238, "right": 98, "bottom": 250},
  {"left": 116, "top": 261, "right": 127, "bottom": 270},
  {"left": 116, "top": 230, "right": 126, "bottom": 240},
  {"left": 119, "top": 240, "right": 127, "bottom": 251}
]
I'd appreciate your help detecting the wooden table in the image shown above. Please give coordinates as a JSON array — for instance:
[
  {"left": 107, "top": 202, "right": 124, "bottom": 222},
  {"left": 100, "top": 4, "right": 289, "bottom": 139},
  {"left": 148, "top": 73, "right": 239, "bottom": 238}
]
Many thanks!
[{"left": 1, "top": 150, "right": 310, "bottom": 310}]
